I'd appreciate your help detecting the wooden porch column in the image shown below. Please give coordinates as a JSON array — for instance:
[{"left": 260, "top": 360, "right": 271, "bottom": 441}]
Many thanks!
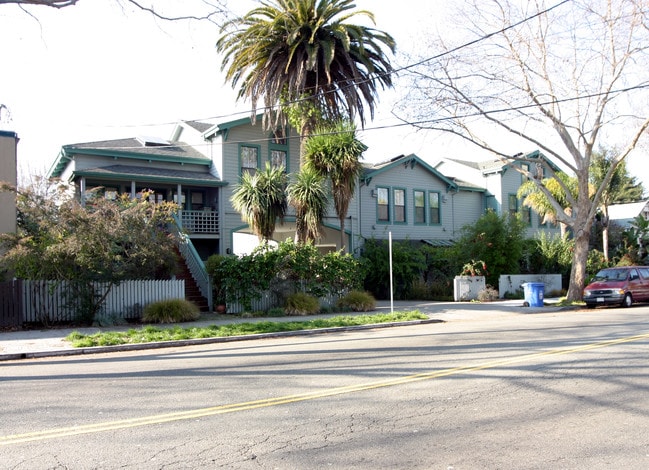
[
  {"left": 130, "top": 181, "right": 136, "bottom": 199},
  {"left": 176, "top": 184, "right": 183, "bottom": 209}
]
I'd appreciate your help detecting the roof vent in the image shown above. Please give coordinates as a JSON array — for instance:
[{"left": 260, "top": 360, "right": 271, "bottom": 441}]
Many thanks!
[{"left": 136, "top": 135, "right": 170, "bottom": 147}]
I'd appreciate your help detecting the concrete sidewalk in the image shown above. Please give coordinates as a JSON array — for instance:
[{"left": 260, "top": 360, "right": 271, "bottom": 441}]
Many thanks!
[{"left": 0, "top": 299, "right": 570, "bottom": 361}]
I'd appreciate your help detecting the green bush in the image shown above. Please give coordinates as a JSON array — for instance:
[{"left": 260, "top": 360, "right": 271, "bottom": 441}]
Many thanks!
[
  {"left": 360, "top": 238, "right": 426, "bottom": 300},
  {"left": 142, "top": 299, "right": 200, "bottom": 323},
  {"left": 267, "top": 307, "right": 286, "bottom": 317},
  {"left": 205, "top": 240, "right": 363, "bottom": 311},
  {"left": 337, "top": 290, "right": 376, "bottom": 312},
  {"left": 455, "top": 210, "right": 527, "bottom": 287},
  {"left": 285, "top": 292, "right": 320, "bottom": 315}
]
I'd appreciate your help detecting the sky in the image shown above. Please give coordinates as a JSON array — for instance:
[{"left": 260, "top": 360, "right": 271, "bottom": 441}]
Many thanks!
[{"left": 0, "top": 0, "right": 647, "bottom": 193}]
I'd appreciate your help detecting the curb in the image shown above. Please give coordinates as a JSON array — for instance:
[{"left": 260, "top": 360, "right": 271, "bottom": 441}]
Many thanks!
[{"left": 0, "top": 318, "right": 444, "bottom": 362}]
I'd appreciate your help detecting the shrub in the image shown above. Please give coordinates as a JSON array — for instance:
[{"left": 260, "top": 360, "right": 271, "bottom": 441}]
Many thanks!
[
  {"left": 455, "top": 210, "right": 527, "bottom": 287},
  {"left": 477, "top": 286, "right": 500, "bottom": 302},
  {"left": 360, "top": 238, "right": 426, "bottom": 300},
  {"left": 267, "top": 307, "right": 286, "bottom": 317},
  {"left": 337, "top": 290, "right": 377, "bottom": 312},
  {"left": 142, "top": 299, "right": 200, "bottom": 323},
  {"left": 285, "top": 292, "right": 320, "bottom": 315},
  {"left": 205, "top": 240, "right": 363, "bottom": 311}
]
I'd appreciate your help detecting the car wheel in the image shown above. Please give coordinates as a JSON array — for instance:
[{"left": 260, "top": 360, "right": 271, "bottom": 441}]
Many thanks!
[
  {"left": 622, "top": 293, "right": 633, "bottom": 308},
  {"left": 586, "top": 303, "right": 595, "bottom": 309}
]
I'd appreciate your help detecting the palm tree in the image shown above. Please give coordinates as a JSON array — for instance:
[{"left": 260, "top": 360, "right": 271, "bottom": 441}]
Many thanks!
[
  {"left": 287, "top": 166, "right": 329, "bottom": 244},
  {"left": 230, "top": 163, "right": 288, "bottom": 243},
  {"left": 216, "top": 0, "right": 395, "bottom": 149},
  {"left": 303, "top": 119, "right": 366, "bottom": 249},
  {"left": 590, "top": 148, "right": 645, "bottom": 261},
  {"left": 517, "top": 172, "right": 581, "bottom": 238}
]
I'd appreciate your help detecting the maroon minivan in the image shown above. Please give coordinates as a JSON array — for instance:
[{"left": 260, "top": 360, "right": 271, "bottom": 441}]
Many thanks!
[{"left": 583, "top": 266, "right": 649, "bottom": 308}]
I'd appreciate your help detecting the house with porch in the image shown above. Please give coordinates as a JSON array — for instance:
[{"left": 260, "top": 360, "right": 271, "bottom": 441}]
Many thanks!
[{"left": 47, "top": 116, "right": 564, "bottom": 309}]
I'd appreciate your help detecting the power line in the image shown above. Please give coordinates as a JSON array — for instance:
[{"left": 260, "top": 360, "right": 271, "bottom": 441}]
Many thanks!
[
  {"left": 92, "top": 82, "right": 649, "bottom": 153},
  {"left": 98, "top": 0, "right": 574, "bottom": 132}
]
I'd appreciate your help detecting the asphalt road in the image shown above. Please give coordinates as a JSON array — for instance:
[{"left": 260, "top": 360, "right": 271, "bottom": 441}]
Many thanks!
[{"left": 1, "top": 305, "right": 649, "bottom": 469}]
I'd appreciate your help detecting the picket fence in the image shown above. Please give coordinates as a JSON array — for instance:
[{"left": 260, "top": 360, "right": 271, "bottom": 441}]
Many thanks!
[{"left": 21, "top": 279, "right": 184, "bottom": 324}]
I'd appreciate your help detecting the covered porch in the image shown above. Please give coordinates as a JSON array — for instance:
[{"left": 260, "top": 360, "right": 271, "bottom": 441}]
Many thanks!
[{"left": 74, "top": 164, "right": 226, "bottom": 237}]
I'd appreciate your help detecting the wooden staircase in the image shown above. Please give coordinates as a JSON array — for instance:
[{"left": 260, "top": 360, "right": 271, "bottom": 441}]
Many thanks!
[{"left": 174, "top": 249, "right": 210, "bottom": 312}]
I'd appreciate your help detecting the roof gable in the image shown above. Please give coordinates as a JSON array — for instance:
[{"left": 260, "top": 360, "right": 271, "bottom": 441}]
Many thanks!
[
  {"left": 608, "top": 200, "right": 649, "bottom": 221},
  {"left": 440, "top": 150, "right": 563, "bottom": 176},
  {"left": 203, "top": 114, "right": 262, "bottom": 140},
  {"left": 362, "top": 154, "right": 461, "bottom": 191}
]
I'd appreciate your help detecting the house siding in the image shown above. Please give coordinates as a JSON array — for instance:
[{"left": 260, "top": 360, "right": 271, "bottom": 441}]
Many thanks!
[
  {"left": 357, "top": 158, "right": 483, "bottom": 242},
  {"left": 0, "top": 131, "right": 17, "bottom": 236},
  {"left": 218, "top": 122, "right": 302, "bottom": 255}
]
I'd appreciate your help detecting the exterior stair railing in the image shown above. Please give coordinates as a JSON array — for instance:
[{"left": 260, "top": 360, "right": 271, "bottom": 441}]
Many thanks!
[{"left": 170, "top": 215, "right": 213, "bottom": 312}]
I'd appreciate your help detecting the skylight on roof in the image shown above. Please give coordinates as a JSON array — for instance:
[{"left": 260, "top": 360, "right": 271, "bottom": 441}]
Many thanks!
[{"left": 136, "top": 135, "right": 170, "bottom": 147}]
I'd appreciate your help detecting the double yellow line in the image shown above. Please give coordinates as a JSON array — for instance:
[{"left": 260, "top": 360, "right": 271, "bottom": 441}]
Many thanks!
[{"left": 2, "top": 332, "right": 648, "bottom": 446}]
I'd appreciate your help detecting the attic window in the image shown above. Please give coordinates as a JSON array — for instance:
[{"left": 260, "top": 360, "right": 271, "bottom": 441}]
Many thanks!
[{"left": 136, "top": 136, "right": 170, "bottom": 147}]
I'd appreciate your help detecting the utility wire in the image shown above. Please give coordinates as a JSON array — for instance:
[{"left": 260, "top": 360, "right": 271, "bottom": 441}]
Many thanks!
[
  {"left": 102, "top": 0, "right": 574, "bottom": 132},
  {"left": 91, "top": 82, "right": 649, "bottom": 152}
]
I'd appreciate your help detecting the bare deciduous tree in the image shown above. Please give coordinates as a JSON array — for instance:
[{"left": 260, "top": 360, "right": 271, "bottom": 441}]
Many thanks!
[
  {"left": 0, "top": 0, "right": 229, "bottom": 25},
  {"left": 397, "top": 0, "right": 649, "bottom": 301}
]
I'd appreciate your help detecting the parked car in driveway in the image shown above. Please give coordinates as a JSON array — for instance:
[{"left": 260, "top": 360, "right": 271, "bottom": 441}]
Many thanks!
[{"left": 583, "top": 266, "right": 649, "bottom": 308}]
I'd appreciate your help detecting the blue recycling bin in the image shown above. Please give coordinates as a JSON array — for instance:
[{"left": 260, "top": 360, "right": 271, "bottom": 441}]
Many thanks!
[{"left": 523, "top": 282, "right": 545, "bottom": 307}]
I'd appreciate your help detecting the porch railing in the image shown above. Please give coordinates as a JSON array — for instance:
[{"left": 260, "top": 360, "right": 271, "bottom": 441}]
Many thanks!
[
  {"left": 179, "top": 209, "right": 219, "bottom": 234},
  {"left": 170, "top": 216, "right": 213, "bottom": 312}
]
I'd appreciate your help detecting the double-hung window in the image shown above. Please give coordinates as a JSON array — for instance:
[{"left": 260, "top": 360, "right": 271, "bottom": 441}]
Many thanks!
[
  {"left": 414, "top": 190, "right": 425, "bottom": 224},
  {"left": 269, "top": 129, "right": 288, "bottom": 172},
  {"left": 429, "top": 192, "right": 440, "bottom": 224},
  {"left": 240, "top": 145, "right": 259, "bottom": 176},
  {"left": 508, "top": 194, "right": 518, "bottom": 217},
  {"left": 394, "top": 189, "right": 406, "bottom": 223},
  {"left": 377, "top": 187, "right": 390, "bottom": 222}
]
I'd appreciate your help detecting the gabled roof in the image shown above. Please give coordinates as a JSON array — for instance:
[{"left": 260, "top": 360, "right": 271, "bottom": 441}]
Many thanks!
[
  {"left": 202, "top": 114, "right": 262, "bottom": 140},
  {"left": 362, "top": 154, "right": 483, "bottom": 192},
  {"left": 182, "top": 120, "right": 214, "bottom": 134},
  {"left": 440, "top": 150, "right": 562, "bottom": 176},
  {"left": 608, "top": 200, "right": 649, "bottom": 222},
  {"left": 74, "top": 164, "right": 225, "bottom": 187},
  {"left": 48, "top": 137, "right": 211, "bottom": 179}
]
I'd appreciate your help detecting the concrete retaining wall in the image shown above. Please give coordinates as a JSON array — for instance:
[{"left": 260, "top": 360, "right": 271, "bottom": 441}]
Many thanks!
[{"left": 499, "top": 274, "right": 562, "bottom": 298}]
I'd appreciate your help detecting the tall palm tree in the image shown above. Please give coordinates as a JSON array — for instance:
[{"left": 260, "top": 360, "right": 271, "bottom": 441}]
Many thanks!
[
  {"left": 303, "top": 119, "right": 366, "bottom": 249},
  {"left": 287, "top": 166, "right": 329, "bottom": 244},
  {"left": 216, "top": 0, "right": 396, "bottom": 148},
  {"left": 231, "top": 163, "right": 288, "bottom": 243}
]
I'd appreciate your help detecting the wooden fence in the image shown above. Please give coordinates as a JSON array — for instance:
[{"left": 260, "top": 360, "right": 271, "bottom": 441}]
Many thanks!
[
  {"left": 10, "top": 279, "right": 184, "bottom": 325},
  {"left": 0, "top": 280, "right": 22, "bottom": 327}
]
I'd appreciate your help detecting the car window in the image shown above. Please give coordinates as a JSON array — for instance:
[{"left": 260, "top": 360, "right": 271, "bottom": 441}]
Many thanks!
[
  {"left": 594, "top": 270, "right": 613, "bottom": 281},
  {"left": 595, "top": 269, "right": 627, "bottom": 281},
  {"left": 638, "top": 268, "right": 649, "bottom": 279},
  {"left": 629, "top": 269, "right": 639, "bottom": 281}
]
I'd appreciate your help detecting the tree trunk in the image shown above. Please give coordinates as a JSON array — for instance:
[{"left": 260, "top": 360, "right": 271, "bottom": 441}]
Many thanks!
[
  {"left": 566, "top": 229, "right": 590, "bottom": 301},
  {"left": 339, "top": 215, "right": 346, "bottom": 251},
  {"left": 601, "top": 208, "right": 610, "bottom": 262}
]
